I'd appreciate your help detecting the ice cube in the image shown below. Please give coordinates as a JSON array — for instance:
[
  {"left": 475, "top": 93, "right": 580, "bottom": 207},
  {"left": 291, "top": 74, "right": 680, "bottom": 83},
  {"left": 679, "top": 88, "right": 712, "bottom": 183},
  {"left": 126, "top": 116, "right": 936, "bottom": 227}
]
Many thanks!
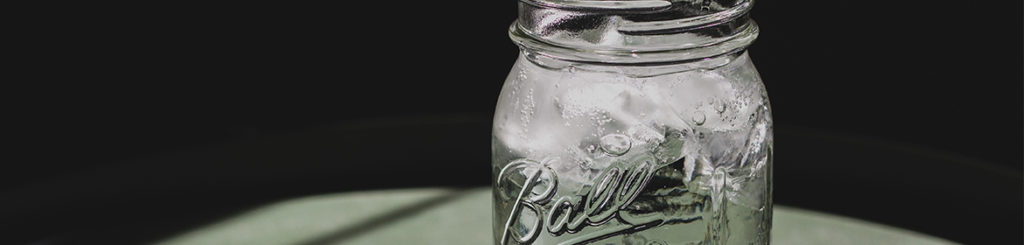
[
  {"left": 556, "top": 82, "right": 652, "bottom": 131},
  {"left": 654, "top": 70, "right": 763, "bottom": 132}
]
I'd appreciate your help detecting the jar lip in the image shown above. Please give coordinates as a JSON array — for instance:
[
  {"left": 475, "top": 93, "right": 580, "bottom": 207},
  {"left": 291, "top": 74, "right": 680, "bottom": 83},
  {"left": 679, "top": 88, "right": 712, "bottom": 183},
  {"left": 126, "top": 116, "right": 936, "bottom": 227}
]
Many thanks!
[
  {"left": 509, "top": 19, "right": 758, "bottom": 65},
  {"left": 615, "top": 1, "right": 752, "bottom": 35},
  {"left": 519, "top": 0, "right": 675, "bottom": 13},
  {"left": 510, "top": 0, "right": 759, "bottom": 65}
]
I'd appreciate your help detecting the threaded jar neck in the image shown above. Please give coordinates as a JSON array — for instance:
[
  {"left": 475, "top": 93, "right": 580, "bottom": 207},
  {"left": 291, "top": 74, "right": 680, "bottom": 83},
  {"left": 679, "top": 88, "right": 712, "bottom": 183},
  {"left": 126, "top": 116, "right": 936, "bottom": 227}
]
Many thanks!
[{"left": 510, "top": 0, "right": 758, "bottom": 65}]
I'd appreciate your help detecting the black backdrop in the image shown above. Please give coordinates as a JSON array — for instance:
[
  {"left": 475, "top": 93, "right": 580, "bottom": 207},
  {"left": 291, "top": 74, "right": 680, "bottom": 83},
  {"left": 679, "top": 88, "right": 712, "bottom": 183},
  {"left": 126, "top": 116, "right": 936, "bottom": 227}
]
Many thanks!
[{"left": 5, "top": 1, "right": 1022, "bottom": 244}]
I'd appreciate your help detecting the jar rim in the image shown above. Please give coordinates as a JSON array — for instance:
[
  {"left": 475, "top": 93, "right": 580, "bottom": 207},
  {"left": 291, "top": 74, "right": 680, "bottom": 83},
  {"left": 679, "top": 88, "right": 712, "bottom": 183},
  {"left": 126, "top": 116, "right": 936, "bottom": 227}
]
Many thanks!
[{"left": 510, "top": 0, "right": 759, "bottom": 65}]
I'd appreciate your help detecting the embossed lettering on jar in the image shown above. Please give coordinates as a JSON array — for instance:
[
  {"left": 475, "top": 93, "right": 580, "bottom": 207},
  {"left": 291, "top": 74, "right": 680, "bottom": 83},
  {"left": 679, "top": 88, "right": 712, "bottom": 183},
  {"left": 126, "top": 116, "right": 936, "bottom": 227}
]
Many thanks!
[{"left": 492, "top": 0, "right": 773, "bottom": 244}]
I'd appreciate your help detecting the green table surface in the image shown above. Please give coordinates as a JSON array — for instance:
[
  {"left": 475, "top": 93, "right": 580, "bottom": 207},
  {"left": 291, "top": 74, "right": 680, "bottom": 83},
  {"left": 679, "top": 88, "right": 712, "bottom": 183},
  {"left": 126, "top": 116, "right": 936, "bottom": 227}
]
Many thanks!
[{"left": 155, "top": 188, "right": 956, "bottom": 245}]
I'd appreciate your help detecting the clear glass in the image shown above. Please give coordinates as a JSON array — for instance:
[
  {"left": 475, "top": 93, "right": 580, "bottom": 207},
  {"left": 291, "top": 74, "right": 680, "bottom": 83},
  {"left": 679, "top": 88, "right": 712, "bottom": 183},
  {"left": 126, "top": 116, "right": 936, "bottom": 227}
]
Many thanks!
[{"left": 492, "top": 0, "right": 772, "bottom": 244}]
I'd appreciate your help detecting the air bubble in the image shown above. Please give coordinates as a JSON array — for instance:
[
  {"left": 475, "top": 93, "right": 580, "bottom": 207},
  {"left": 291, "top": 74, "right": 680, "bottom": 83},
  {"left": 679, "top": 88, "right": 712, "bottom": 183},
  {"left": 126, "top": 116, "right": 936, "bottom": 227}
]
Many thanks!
[
  {"left": 691, "top": 113, "right": 706, "bottom": 126},
  {"left": 599, "top": 134, "right": 632, "bottom": 156}
]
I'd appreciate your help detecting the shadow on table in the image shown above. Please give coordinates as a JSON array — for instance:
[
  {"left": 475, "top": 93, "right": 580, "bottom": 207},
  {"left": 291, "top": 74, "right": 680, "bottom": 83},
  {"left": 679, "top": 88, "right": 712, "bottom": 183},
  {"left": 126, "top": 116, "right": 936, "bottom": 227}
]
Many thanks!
[{"left": 295, "top": 189, "right": 472, "bottom": 245}]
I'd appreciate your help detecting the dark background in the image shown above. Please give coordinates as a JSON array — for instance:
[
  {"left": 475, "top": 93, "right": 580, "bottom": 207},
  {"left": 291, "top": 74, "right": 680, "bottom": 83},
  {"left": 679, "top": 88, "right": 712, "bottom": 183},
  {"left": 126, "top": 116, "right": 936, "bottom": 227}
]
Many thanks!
[{"left": 5, "top": 1, "right": 1022, "bottom": 244}]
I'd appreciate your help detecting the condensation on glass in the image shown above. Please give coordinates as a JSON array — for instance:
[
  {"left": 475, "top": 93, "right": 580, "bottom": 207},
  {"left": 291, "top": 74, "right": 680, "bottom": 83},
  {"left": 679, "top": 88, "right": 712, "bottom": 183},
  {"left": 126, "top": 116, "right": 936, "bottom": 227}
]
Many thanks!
[{"left": 492, "top": 0, "right": 773, "bottom": 244}]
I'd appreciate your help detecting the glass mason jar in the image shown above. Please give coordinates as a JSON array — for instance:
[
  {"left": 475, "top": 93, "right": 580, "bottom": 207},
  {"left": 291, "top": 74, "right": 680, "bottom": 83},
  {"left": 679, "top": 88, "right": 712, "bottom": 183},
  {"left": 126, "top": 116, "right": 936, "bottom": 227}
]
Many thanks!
[{"left": 492, "top": 0, "right": 772, "bottom": 244}]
